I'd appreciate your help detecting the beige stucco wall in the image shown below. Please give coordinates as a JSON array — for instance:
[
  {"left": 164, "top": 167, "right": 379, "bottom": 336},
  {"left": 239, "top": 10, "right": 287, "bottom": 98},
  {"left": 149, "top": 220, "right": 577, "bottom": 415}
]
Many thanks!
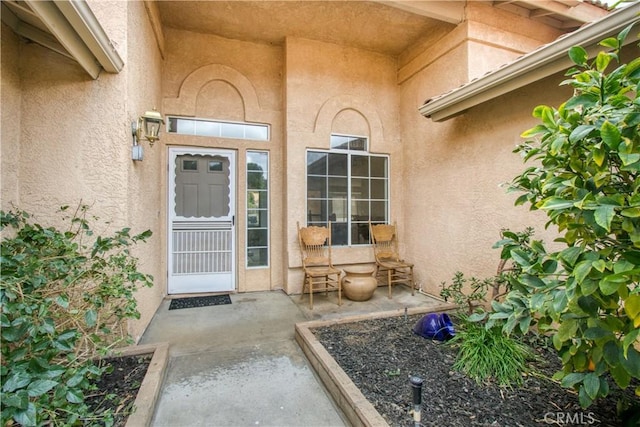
[
  {"left": 393, "top": 4, "right": 570, "bottom": 296},
  {"left": 123, "top": 1, "right": 167, "bottom": 341},
  {"left": 283, "top": 37, "right": 402, "bottom": 294},
  {"left": 1, "top": 0, "right": 613, "bottom": 336},
  {"left": 0, "top": 2, "right": 164, "bottom": 342},
  {"left": 160, "top": 28, "right": 285, "bottom": 293},
  {"left": 400, "top": 53, "right": 570, "bottom": 297},
  {"left": 1, "top": 24, "right": 21, "bottom": 210}
]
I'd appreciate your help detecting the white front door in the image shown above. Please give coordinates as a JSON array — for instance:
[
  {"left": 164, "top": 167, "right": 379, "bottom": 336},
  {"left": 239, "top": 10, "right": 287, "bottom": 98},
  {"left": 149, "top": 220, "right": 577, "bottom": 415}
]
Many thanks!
[{"left": 168, "top": 147, "right": 236, "bottom": 294}]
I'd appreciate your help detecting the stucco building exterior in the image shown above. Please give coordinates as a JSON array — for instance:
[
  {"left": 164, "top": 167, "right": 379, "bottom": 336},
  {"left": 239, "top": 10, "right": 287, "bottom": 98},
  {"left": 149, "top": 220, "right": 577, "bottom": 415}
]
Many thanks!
[{"left": 2, "top": 0, "right": 637, "bottom": 341}]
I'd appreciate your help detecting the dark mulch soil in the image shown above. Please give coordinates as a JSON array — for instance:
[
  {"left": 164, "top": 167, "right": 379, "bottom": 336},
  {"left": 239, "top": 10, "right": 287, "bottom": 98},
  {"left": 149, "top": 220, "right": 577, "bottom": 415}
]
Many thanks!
[
  {"left": 312, "top": 314, "right": 639, "bottom": 427},
  {"left": 85, "top": 354, "right": 151, "bottom": 426}
]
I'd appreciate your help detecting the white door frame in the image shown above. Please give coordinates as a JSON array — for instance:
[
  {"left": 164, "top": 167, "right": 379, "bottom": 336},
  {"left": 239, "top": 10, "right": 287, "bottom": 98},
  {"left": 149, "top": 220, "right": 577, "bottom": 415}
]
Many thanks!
[{"left": 167, "top": 147, "right": 236, "bottom": 294}]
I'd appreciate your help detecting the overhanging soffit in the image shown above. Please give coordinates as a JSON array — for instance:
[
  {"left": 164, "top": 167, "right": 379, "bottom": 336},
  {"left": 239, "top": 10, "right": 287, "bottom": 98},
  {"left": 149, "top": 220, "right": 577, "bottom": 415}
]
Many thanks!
[
  {"left": 1, "top": 0, "right": 123, "bottom": 79},
  {"left": 381, "top": 0, "right": 610, "bottom": 29},
  {"left": 419, "top": 4, "right": 639, "bottom": 122}
]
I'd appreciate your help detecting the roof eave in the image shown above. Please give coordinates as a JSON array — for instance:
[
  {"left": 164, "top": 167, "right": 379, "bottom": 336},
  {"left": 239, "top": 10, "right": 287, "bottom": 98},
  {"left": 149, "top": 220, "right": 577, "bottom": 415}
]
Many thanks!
[
  {"left": 419, "top": 4, "right": 640, "bottom": 122},
  {"left": 3, "top": 0, "right": 124, "bottom": 79}
]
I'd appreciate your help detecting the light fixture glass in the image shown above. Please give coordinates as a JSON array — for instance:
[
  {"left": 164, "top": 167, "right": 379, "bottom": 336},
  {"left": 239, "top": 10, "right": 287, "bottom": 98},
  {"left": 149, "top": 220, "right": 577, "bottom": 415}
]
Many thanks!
[
  {"left": 132, "top": 108, "right": 165, "bottom": 151},
  {"left": 140, "top": 109, "right": 164, "bottom": 145}
]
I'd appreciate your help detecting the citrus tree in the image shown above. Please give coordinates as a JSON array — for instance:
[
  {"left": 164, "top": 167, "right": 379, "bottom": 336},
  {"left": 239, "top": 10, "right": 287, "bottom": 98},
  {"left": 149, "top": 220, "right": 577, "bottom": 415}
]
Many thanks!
[{"left": 488, "top": 25, "right": 640, "bottom": 407}]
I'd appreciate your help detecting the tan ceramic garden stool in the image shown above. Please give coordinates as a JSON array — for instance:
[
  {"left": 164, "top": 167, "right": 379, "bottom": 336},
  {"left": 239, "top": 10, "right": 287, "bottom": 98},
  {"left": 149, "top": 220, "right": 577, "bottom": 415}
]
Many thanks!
[{"left": 341, "top": 265, "right": 377, "bottom": 301}]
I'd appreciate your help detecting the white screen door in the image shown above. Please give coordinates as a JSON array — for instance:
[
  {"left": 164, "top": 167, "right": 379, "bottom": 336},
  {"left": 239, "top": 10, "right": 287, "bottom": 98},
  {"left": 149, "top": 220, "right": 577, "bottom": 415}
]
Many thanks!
[{"left": 168, "top": 147, "right": 236, "bottom": 294}]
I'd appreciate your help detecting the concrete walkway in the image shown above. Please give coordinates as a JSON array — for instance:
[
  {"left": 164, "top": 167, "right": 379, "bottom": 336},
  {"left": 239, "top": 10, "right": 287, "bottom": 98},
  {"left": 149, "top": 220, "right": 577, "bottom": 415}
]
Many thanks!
[{"left": 138, "top": 287, "right": 443, "bottom": 426}]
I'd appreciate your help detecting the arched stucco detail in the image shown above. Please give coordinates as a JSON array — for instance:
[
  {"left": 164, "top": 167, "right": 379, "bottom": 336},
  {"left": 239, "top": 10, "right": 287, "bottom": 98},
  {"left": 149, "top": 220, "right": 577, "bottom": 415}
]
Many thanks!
[
  {"left": 314, "top": 95, "right": 383, "bottom": 145},
  {"left": 163, "top": 64, "right": 261, "bottom": 121}
]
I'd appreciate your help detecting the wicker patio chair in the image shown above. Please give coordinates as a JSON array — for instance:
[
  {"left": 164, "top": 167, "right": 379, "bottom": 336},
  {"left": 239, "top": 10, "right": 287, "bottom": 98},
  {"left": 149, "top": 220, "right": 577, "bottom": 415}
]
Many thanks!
[
  {"left": 369, "top": 221, "right": 414, "bottom": 298},
  {"left": 297, "top": 222, "right": 342, "bottom": 309}
]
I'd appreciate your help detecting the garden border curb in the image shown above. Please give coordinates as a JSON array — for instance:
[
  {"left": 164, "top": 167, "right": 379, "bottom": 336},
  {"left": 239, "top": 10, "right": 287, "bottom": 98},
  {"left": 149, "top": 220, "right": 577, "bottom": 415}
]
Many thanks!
[
  {"left": 109, "top": 341, "right": 169, "bottom": 427},
  {"left": 295, "top": 303, "right": 457, "bottom": 426}
]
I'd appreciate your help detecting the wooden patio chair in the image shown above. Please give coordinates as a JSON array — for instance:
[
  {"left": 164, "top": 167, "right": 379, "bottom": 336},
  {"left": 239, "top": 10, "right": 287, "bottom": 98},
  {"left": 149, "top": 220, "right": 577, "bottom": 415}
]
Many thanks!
[
  {"left": 369, "top": 221, "right": 414, "bottom": 298},
  {"left": 297, "top": 222, "right": 342, "bottom": 309}
]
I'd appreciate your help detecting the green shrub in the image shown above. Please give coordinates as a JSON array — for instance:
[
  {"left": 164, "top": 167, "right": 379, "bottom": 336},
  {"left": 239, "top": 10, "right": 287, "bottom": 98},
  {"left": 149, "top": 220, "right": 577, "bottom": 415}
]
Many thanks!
[
  {"left": 450, "top": 317, "right": 532, "bottom": 387},
  {"left": 1, "top": 205, "right": 153, "bottom": 426},
  {"left": 488, "top": 25, "right": 640, "bottom": 406}
]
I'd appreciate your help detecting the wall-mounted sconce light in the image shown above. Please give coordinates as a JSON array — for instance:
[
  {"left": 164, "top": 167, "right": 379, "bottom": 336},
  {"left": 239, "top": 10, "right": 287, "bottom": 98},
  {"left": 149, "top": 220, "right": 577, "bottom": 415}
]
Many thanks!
[{"left": 132, "top": 108, "right": 165, "bottom": 161}]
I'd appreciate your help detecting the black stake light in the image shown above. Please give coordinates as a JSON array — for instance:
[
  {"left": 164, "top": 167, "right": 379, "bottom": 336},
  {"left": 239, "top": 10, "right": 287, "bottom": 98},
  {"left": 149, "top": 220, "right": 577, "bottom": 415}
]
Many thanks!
[{"left": 409, "top": 376, "right": 424, "bottom": 427}]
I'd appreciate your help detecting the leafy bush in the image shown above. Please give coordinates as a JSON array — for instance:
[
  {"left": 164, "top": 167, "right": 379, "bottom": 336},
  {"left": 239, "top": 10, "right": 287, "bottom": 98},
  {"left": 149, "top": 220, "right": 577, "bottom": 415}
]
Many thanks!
[
  {"left": 440, "top": 271, "right": 490, "bottom": 313},
  {"left": 439, "top": 229, "right": 534, "bottom": 313},
  {"left": 488, "top": 26, "right": 640, "bottom": 407},
  {"left": 449, "top": 316, "right": 532, "bottom": 387},
  {"left": 1, "top": 205, "right": 153, "bottom": 426}
]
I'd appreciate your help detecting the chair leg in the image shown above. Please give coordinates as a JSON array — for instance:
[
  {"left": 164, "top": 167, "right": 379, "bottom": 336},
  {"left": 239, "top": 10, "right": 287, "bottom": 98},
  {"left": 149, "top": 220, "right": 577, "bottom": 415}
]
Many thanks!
[
  {"left": 300, "top": 274, "right": 307, "bottom": 301},
  {"left": 337, "top": 274, "right": 342, "bottom": 306},
  {"left": 387, "top": 269, "right": 393, "bottom": 299},
  {"left": 308, "top": 277, "right": 314, "bottom": 310}
]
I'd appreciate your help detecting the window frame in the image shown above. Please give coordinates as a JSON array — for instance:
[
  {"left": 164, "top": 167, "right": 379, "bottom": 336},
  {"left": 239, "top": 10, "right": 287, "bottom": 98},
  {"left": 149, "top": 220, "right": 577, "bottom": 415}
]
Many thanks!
[
  {"left": 246, "top": 150, "right": 269, "bottom": 268},
  {"left": 167, "top": 116, "right": 270, "bottom": 141},
  {"left": 305, "top": 135, "right": 389, "bottom": 247}
]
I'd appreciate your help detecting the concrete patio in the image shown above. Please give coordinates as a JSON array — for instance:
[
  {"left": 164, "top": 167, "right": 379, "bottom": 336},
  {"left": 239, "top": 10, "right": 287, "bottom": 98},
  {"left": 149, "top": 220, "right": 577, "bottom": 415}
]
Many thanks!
[{"left": 137, "top": 286, "right": 446, "bottom": 426}]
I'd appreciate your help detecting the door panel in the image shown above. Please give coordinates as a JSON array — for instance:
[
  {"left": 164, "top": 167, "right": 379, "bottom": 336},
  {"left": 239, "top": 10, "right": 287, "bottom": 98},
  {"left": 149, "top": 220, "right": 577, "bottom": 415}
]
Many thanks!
[{"left": 168, "top": 148, "right": 236, "bottom": 294}]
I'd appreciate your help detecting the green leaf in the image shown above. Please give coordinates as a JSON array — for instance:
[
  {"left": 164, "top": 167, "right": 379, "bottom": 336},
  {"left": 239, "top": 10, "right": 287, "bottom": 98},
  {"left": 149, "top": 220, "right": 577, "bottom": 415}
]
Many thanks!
[
  {"left": 541, "top": 106, "right": 557, "bottom": 128},
  {"left": 519, "top": 274, "right": 546, "bottom": 289},
  {"left": 623, "top": 329, "right": 640, "bottom": 352},
  {"left": 625, "top": 294, "right": 640, "bottom": 319},
  {"left": 561, "top": 372, "right": 585, "bottom": 388},
  {"left": 521, "top": 124, "right": 548, "bottom": 137},
  {"left": 603, "top": 341, "right": 620, "bottom": 366},
  {"left": 576, "top": 295, "right": 598, "bottom": 314},
  {"left": 66, "top": 388, "right": 84, "bottom": 404},
  {"left": 592, "top": 259, "right": 607, "bottom": 273},
  {"left": 621, "top": 207, "right": 640, "bottom": 218},
  {"left": 599, "top": 36, "right": 619, "bottom": 50},
  {"left": 599, "top": 275, "right": 626, "bottom": 295},
  {"left": 557, "top": 319, "right": 578, "bottom": 342},
  {"left": 583, "top": 373, "right": 600, "bottom": 400},
  {"left": 467, "top": 312, "right": 487, "bottom": 322},
  {"left": 85, "top": 309, "right": 97, "bottom": 327},
  {"left": 620, "top": 348, "right": 640, "bottom": 378},
  {"left": 2, "top": 372, "right": 31, "bottom": 392},
  {"left": 618, "top": 139, "right": 640, "bottom": 165},
  {"left": 592, "top": 147, "right": 605, "bottom": 166},
  {"left": 66, "top": 373, "right": 85, "bottom": 387},
  {"left": 560, "top": 246, "right": 582, "bottom": 267},
  {"left": 2, "top": 390, "right": 28, "bottom": 409},
  {"left": 601, "top": 121, "right": 621, "bottom": 148},
  {"left": 565, "top": 93, "right": 597, "bottom": 110},
  {"left": 622, "top": 251, "right": 640, "bottom": 265},
  {"left": 26, "top": 379, "right": 58, "bottom": 397},
  {"left": 55, "top": 294, "right": 69, "bottom": 309},
  {"left": 616, "top": 23, "right": 632, "bottom": 47},
  {"left": 583, "top": 327, "right": 613, "bottom": 340},
  {"left": 574, "top": 260, "right": 592, "bottom": 284},
  {"left": 580, "top": 278, "right": 599, "bottom": 296},
  {"left": 14, "top": 403, "right": 37, "bottom": 427},
  {"left": 594, "top": 205, "right": 615, "bottom": 231},
  {"left": 569, "top": 125, "right": 595, "bottom": 143},
  {"left": 595, "top": 51, "right": 612, "bottom": 73},
  {"left": 530, "top": 293, "right": 547, "bottom": 311},
  {"left": 610, "top": 363, "right": 631, "bottom": 389},
  {"left": 569, "top": 46, "right": 588, "bottom": 66},
  {"left": 489, "top": 311, "right": 511, "bottom": 320},
  {"left": 539, "top": 197, "right": 575, "bottom": 210},
  {"left": 510, "top": 249, "right": 532, "bottom": 268},
  {"left": 579, "top": 385, "right": 593, "bottom": 408}
]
